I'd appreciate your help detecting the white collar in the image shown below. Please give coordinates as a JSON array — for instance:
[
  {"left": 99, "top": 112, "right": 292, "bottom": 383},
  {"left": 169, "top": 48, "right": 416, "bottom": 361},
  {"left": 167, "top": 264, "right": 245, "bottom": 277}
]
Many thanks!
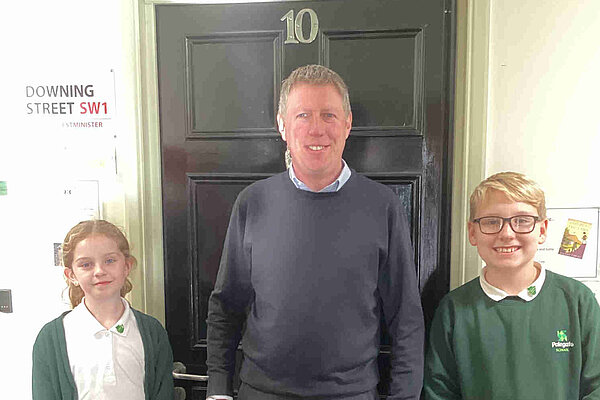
[
  {"left": 71, "top": 297, "right": 133, "bottom": 337},
  {"left": 479, "top": 263, "right": 546, "bottom": 302}
]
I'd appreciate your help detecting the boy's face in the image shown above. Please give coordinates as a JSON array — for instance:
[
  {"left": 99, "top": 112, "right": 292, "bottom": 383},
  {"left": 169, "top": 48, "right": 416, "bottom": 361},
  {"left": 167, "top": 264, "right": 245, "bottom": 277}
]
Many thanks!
[{"left": 468, "top": 190, "right": 548, "bottom": 271}]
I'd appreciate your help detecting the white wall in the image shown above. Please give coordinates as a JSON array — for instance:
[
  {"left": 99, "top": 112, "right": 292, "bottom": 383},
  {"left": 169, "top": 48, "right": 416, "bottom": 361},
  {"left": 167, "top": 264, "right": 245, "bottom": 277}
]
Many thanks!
[
  {"left": 485, "top": 0, "right": 600, "bottom": 289},
  {"left": 0, "top": 1, "right": 139, "bottom": 397},
  {"left": 487, "top": 0, "right": 600, "bottom": 207}
]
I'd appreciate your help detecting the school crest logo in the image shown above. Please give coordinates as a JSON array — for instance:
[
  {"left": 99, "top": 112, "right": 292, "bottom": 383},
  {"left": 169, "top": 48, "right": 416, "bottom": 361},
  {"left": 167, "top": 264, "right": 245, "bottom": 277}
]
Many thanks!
[
  {"left": 557, "top": 330, "right": 567, "bottom": 342},
  {"left": 552, "top": 329, "right": 574, "bottom": 352}
]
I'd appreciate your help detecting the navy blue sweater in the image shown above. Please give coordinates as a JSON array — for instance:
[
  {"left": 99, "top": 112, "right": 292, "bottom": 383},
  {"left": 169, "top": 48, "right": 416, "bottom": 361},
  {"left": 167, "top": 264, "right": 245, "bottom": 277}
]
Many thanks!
[{"left": 207, "top": 170, "right": 424, "bottom": 399}]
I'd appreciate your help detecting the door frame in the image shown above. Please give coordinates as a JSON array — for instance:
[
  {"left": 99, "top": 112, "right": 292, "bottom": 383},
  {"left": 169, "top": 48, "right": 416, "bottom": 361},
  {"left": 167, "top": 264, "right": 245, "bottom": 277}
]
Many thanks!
[{"left": 128, "top": 0, "right": 491, "bottom": 322}]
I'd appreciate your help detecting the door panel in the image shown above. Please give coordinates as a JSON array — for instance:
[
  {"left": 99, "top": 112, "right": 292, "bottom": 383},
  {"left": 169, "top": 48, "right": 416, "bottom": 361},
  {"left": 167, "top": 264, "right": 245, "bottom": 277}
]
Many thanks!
[
  {"left": 187, "top": 32, "right": 281, "bottom": 136},
  {"left": 325, "top": 29, "right": 423, "bottom": 132},
  {"left": 156, "top": 1, "right": 454, "bottom": 397}
]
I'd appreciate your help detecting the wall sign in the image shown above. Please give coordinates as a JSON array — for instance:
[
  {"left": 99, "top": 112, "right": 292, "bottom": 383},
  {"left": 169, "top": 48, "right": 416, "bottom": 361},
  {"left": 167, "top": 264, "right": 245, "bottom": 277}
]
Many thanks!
[
  {"left": 21, "top": 69, "right": 118, "bottom": 176},
  {"left": 23, "top": 69, "right": 115, "bottom": 128}
]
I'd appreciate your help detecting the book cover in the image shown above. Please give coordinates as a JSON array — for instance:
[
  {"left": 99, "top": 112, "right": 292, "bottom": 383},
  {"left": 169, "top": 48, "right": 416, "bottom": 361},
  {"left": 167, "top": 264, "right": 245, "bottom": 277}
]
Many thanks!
[{"left": 558, "top": 218, "right": 592, "bottom": 259}]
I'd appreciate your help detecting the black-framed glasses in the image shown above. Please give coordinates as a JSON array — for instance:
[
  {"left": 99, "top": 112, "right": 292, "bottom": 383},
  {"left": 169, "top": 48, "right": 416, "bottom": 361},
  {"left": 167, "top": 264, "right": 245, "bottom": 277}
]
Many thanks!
[{"left": 472, "top": 215, "right": 540, "bottom": 234}]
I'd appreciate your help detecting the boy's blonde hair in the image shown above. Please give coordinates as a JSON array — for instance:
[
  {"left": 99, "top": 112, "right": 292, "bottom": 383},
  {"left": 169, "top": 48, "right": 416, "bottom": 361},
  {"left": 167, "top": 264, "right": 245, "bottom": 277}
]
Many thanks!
[{"left": 469, "top": 172, "right": 547, "bottom": 221}]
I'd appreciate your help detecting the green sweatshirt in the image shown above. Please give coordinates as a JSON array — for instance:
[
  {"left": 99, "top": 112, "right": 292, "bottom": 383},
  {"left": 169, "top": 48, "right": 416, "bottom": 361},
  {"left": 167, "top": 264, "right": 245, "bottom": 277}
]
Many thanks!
[
  {"left": 32, "top": 308, "right": 174, "bottom": 400},
  {"left": 424, "top": 270, "right": 600, "bottom": 400}
]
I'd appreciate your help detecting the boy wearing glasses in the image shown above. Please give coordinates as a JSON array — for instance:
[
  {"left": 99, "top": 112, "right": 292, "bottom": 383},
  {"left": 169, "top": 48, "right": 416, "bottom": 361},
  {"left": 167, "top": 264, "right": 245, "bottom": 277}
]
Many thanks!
[{"left": 424, "top": 172, "right": 600, "bottom": 399}]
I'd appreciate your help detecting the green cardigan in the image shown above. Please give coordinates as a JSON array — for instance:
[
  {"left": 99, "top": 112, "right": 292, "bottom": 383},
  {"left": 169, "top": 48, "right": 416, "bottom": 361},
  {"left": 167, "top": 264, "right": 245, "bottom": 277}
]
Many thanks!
[
  {"left": 32, "top": 307, "right": 174, "bottom": 400},
  {"left": 424, "top": 270, "right": 600, "bottom": 400}
]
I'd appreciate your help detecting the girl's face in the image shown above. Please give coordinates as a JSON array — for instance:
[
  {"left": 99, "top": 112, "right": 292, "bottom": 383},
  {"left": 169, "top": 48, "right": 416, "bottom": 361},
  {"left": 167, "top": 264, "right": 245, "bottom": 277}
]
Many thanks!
[{"left": 64, "top": 234, "right": 132, "bottom": 304}]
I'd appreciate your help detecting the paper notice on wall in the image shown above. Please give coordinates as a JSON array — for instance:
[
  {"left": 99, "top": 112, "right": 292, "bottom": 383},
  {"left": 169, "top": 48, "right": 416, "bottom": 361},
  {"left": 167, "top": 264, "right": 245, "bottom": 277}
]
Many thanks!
[
  {"left": 536, "top": 208, "right": 599, "bottom": 279},
  {"left": 59, "top": 180, "right": 101, "bottom": 224}
]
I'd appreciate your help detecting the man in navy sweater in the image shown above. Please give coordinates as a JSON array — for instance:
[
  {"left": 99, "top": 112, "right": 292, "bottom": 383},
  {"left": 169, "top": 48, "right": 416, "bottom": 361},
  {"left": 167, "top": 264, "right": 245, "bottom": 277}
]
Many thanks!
[{"left": 206, "top": 65, "right": 424, "bottom": 400}]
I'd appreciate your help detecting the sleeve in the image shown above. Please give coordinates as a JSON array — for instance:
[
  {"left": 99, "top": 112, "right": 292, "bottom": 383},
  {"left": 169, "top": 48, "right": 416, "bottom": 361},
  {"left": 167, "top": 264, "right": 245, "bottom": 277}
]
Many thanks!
[
  {"left": 32, "top": 325, "right": 61, "bottom": 400},
  {"left": 580, "top": 289, "right": 600, "bottom": 399},
  {"left": 423, "top": 297, "right": 461, "bottom": 400},
  {"left": 150, "top": 319, "right": 175, "bottom": 400},
  {"left": 378, "top": 200, "right": 425, "bottom": 400},
  {"left": 206, "top": 195, "right": 254, "bottom": 397}
]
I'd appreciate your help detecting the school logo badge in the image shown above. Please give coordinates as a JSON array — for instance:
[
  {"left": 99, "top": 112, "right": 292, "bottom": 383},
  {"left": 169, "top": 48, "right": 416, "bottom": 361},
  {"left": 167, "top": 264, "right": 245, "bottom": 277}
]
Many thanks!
[{"left": 552, "top": 329, "right": 574, "bottom": 352}]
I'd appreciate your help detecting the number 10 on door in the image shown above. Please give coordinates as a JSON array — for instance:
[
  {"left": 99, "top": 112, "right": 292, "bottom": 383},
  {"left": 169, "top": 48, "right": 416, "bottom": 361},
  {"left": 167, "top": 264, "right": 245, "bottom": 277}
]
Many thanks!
[{"left": 280, "top": 8, "right": 319, "bottom": 44}]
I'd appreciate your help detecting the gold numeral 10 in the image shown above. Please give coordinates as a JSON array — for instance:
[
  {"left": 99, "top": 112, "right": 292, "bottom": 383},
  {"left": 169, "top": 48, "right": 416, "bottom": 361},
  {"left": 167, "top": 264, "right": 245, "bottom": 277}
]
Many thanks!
[{"left": 280, "top": 8, "right": 319, "bottom": 44}]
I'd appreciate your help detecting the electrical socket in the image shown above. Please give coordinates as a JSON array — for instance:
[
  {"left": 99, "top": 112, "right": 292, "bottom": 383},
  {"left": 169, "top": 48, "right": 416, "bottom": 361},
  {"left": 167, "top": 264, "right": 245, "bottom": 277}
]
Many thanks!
[{"left": 0, "top": 289, "right": 13, "bottom": 313}]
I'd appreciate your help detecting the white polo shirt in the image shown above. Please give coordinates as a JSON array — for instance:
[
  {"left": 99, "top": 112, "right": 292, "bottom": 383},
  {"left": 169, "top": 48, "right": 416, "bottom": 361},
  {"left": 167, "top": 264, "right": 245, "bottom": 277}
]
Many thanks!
[
  {"left": 63, "top": 298, "right": 145, "bottom": 400},
  {"left": 479, "top": 263, "right": 546, "bottom": 301}
]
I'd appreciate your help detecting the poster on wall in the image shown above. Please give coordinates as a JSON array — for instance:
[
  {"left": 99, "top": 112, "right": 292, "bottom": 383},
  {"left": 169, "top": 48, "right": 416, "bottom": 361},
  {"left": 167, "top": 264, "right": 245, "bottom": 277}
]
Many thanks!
[
  {"left": 536, "top": 208, "right": 600, "bottom": 279},
  {"left": 23, "top": 69, "right": 117, "bottom": 177}
]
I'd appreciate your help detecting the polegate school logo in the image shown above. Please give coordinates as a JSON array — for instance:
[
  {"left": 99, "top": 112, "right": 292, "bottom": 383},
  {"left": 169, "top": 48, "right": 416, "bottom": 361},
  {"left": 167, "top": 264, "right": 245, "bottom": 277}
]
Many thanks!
[{"left": 552, "top": 329, "right": 574, "bottom": 352}]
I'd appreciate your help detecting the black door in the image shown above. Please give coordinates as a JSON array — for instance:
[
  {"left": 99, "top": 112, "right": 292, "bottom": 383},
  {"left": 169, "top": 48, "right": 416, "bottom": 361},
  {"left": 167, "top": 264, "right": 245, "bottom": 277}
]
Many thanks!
[{"left": 156, "top": 1, "right": 454, "bottom": 398}]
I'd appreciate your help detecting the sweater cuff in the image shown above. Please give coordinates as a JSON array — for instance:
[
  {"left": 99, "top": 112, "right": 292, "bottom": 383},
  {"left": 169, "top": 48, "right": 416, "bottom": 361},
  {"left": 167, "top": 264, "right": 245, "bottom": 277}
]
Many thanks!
[{"left": 207, "top": 372, "right": 233, "bottom": 397}]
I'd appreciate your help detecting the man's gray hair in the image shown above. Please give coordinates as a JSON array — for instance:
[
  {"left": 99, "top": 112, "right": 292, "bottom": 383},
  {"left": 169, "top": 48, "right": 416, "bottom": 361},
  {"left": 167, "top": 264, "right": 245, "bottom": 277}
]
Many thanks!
[{"left": 278, "top": 64, "right": 351, "bottom": 117}]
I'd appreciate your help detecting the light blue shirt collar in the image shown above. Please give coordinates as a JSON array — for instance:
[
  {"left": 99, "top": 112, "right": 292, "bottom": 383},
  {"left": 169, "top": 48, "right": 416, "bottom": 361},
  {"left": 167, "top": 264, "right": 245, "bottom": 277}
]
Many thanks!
[{"left": 288, "top": 160, "right": 351, "bottom": 193}]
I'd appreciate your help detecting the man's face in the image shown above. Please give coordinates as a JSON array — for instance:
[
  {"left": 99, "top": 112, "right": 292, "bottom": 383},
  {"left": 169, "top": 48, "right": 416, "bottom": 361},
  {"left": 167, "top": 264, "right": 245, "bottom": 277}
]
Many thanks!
[
  {"left": 468, "top": 190, "right": 548, "bottom": 272},
  {"left": 277, "top": 83, "right": 352, "bottom": 189}
]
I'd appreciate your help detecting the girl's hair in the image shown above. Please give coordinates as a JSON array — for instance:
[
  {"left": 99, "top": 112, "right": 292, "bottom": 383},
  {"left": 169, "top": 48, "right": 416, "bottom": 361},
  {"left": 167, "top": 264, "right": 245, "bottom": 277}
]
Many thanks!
[{"left": 62, "top": 220, "right": 136, "bottom": 308}]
